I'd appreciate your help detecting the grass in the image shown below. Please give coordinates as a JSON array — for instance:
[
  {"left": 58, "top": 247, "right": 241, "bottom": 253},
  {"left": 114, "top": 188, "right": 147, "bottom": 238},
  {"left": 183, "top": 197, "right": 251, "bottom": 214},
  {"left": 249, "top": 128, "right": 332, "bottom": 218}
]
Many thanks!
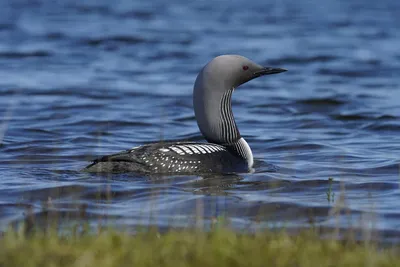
[
  {"left": 326, "top": 177, "right": 335, "bottom": 203},
  {"left": 0, "top": 178, "right": 397, "bottom": 267},
  {"left": 0, "top": 226, "right": 399, "bottom": 267}
]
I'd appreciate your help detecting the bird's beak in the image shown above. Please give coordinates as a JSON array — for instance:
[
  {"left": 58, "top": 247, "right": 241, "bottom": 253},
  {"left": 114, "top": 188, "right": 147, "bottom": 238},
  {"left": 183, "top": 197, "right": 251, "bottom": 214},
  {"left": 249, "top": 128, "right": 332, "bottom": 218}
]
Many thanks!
[{"left": 253, "top": 67, "right": 287, "bottom": 77}]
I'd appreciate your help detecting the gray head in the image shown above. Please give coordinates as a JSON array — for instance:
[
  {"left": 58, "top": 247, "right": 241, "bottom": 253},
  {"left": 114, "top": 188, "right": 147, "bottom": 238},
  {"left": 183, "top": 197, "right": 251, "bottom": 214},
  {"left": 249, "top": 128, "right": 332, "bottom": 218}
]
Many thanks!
[
  {"left": 193, "top": 55, "right": 286, "bottom": 144},
  {"left": 196, "top": 55, "right": 286, "bottom": 91}
]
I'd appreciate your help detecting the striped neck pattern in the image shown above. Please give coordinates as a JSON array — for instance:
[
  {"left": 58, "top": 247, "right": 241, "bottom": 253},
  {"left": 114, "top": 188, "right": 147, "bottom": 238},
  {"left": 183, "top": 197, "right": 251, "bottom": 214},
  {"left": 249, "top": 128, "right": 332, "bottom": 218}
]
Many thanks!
[
  {"left": 219, "top": 90, "right": 253, "bottom": 168},
  {"left": 220, "top": 89, "right": 240, "bottom": 143}
]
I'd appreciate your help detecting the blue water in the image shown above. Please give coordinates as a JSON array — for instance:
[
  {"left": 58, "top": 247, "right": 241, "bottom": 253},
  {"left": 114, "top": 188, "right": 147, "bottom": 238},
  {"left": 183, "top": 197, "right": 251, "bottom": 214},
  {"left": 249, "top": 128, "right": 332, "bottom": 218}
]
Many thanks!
[{"left": 0, "top": 0, "right": 400, "bottom": 241}]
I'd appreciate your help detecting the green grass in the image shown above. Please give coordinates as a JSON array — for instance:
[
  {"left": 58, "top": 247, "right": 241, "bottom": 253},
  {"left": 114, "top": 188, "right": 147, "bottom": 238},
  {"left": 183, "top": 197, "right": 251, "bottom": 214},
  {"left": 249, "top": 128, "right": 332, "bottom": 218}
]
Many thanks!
[{"left": 1, "top": 227, "right": 399, "bottom": 267}]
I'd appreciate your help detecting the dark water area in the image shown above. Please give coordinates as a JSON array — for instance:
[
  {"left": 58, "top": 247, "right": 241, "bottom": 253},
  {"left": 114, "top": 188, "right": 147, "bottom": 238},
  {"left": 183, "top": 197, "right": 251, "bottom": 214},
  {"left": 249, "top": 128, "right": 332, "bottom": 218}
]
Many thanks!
[{"left": 0, "top": 0, "right": 400, "bottom": 242}]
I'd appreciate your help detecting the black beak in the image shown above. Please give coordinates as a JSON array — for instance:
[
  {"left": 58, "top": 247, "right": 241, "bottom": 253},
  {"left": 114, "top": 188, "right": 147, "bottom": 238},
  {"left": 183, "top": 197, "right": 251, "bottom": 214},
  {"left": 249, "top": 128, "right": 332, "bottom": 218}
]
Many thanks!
[{"left": 254, "top": 67, "right": 287, "bottom": 77}]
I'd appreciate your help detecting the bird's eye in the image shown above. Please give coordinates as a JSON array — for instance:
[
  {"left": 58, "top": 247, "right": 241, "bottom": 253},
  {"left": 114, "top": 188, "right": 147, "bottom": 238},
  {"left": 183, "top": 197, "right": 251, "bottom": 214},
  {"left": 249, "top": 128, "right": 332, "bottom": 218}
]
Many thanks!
[{"left": 242, "top": 65, "right": 249, "bottom": 71}]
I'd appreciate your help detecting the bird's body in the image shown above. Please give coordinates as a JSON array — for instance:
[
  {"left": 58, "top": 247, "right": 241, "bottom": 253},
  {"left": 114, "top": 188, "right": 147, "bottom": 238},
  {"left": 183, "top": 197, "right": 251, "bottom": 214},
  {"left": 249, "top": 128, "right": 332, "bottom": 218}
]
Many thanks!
[
  {"left": 84, "top": 55, "right": 286, "bottom": 174},
  {"left": 84, "top": 140, "right": 249, "bottom": 174}
]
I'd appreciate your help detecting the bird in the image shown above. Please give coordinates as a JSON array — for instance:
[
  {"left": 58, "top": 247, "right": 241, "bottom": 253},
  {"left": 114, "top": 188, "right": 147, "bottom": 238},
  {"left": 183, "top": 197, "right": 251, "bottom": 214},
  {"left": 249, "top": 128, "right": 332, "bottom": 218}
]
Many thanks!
[{"left": 83, "top": 55, "right": 286, "bottom": 174}]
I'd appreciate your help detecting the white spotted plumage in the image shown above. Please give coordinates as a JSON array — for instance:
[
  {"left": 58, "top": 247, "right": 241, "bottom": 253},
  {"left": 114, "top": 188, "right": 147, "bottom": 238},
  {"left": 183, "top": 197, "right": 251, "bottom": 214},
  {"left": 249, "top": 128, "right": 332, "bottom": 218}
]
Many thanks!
[
  {"left": 136, "top": 143, "right": 230, "bottom": 173},
  {"left": 192, "top": 145, "right": 207, "bottom": 154},
  {"left": 167, "top": 144, "right": 225, "bottom": 156},
  {"left": 170, "top": 146, "right": 185, "bottom": 155},
  {"left": 180, "top": 145, "right": 193, "bottom": 155}
]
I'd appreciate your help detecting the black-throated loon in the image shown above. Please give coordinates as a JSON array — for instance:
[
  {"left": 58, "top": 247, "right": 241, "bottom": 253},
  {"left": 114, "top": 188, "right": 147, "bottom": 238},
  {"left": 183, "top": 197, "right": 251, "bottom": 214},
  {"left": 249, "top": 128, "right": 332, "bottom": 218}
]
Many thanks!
[{"left": 84, "top": 55, "right": 286, "bottom": 174}]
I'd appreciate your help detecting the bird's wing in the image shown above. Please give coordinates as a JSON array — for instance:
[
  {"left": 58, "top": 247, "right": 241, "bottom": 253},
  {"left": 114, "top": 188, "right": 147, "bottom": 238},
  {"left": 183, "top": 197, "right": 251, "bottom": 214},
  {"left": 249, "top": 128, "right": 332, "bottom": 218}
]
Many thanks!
[{"left": 91, "top": 150, "right": 140, "bottom": 163}]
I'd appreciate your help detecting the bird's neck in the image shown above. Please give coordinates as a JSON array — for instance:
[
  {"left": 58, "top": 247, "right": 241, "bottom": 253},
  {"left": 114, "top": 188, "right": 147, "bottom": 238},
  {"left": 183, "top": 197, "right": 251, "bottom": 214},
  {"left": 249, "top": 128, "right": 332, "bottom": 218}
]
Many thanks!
[
  {"left": 193, "top": 82, "right": 253, "bottom": 168},
  {"left": 194, "top": 86, "right": 240, "bottom": 144}
]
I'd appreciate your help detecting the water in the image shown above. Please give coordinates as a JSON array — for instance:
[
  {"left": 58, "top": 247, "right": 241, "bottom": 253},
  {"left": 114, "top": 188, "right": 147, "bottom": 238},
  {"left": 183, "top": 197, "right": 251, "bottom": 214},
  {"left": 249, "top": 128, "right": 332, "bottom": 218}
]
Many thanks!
[{"left": 0, "top": 0, "right": 400, "bottom": 242}]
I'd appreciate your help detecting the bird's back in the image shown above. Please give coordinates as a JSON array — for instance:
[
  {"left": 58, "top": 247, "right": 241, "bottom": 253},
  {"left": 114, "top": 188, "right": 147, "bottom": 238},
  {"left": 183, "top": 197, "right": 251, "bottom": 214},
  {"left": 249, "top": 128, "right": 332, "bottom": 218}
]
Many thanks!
[{"left": 83, "top": 141, "right": 249, "bottom": 174}]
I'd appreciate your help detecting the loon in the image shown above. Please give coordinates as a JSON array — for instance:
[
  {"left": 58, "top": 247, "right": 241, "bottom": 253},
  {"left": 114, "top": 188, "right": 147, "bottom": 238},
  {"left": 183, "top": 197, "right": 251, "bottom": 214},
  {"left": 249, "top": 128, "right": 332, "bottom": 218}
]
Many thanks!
[{"left": 84, "top": 55, "right": 286, "bottom": 174}]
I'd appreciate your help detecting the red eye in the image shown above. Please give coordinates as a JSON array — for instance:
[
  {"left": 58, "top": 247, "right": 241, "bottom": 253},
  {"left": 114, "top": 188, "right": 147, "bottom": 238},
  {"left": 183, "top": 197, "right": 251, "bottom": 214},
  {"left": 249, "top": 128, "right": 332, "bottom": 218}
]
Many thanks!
[{"left": 242, "top": 65, "right": 249, "bottom": 70}]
